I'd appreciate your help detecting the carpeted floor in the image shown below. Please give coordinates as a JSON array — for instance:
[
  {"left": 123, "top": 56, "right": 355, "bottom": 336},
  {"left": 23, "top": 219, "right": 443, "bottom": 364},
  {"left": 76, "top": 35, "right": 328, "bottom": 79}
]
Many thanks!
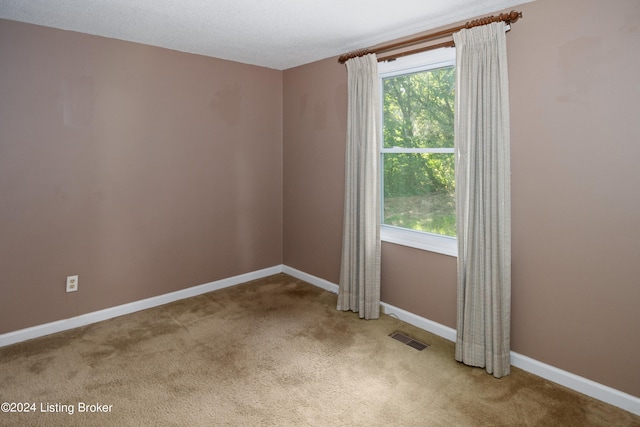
[{"left": 1, "top": 273, "right": 638, "bottom": 426}]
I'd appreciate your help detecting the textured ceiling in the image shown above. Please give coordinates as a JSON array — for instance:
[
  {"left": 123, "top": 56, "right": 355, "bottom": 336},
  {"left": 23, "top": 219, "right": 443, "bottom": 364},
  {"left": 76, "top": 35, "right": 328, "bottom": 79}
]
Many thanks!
[{"left": 0, "top": 0, "right": 533, "bottom": 70}]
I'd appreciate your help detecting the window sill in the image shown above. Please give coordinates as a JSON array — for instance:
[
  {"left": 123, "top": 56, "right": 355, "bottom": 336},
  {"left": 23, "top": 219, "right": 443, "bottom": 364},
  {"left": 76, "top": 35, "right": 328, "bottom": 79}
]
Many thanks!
[{"left": 381, "top": 225, "right": 458, "bottom": 257}]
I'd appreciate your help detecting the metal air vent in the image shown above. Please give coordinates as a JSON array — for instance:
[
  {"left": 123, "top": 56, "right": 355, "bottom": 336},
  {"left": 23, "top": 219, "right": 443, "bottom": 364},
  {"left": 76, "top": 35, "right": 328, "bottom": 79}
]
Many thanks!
[{"left": 389, "top": 331, "right": 429, "bottom": 351}]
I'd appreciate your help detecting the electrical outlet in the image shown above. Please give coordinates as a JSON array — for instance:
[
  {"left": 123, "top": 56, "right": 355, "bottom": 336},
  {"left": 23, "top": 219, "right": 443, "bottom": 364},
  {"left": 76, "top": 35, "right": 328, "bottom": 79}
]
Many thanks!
[{"left": 66, "top": 275, "right": 78, "bottom": 293}]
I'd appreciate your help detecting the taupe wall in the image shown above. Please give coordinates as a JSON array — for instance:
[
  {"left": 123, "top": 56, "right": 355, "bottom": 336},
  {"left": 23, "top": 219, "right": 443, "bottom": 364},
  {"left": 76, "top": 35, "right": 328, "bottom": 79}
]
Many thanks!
[
  {"left": 283, "top": 0, "right": 640, "bottom": 397},
  {"left": 283, "top": 57, "right": 347, "bottom": 281},
  {"left": 0, "top": 19, "right": 283, "bottom": 333},
  {"left": 509, "top": 0, "right": 639, "bottom": 398}
]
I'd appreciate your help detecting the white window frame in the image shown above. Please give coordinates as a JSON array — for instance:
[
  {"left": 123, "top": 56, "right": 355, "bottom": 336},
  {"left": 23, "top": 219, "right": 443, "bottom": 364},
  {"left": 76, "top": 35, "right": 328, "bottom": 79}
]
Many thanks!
[{"left": 379, "top": 48, "right": 457, "bottom": 257}]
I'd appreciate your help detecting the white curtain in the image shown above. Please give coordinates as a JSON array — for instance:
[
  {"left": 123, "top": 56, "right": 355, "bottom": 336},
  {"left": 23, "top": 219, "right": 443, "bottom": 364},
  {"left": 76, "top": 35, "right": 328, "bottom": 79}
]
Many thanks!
[
  {"left": 337, "top": 53, "right": 381, "bottom": 320},
  {"left": 453, "top": 22, "right": 512, "bottom": 378}
]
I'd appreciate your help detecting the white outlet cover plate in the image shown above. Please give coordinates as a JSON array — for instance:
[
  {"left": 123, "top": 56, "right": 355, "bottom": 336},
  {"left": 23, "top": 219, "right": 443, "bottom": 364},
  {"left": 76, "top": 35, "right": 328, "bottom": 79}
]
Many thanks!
[{"left": 66, "top": 275, "right": 78, "bottom": 292}]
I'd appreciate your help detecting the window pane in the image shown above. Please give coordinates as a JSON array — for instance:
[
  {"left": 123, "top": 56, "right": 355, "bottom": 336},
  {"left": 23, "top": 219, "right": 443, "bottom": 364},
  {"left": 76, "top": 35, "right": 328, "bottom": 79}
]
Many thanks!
[
  {"left": 382, "top": 66, "right": 455, "bottom": 149},
  {"left": 383, "top": 153, "right": 456, "bottom": 237}
]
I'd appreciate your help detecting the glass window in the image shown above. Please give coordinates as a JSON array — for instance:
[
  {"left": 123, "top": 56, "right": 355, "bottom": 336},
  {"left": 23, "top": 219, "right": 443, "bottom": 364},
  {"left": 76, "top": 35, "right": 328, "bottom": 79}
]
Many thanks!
[{"left": 379, "top": 49, "right": 457, "bottom": 256}]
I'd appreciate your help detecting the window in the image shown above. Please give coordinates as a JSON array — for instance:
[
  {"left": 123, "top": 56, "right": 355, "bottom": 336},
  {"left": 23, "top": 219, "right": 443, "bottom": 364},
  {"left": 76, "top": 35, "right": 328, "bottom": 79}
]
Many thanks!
[{"left": 379, "top": 48, "right": 457, "bottom": 256}]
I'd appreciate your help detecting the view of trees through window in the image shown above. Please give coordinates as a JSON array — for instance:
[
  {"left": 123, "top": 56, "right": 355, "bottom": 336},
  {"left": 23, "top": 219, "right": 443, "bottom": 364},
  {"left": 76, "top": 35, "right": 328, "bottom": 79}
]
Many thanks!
[{"left": 382, "top": 65, "right": 456, "bottom": 237}]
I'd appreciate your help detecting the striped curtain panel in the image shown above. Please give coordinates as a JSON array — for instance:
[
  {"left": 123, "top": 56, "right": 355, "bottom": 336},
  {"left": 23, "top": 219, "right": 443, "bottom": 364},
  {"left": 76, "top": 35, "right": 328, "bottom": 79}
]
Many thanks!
[
  {"left": 453, "top": 22, "right": 512, "bottom": 378},
  {"left": 337, "top": 53, "right": 381, "bottom": 320}
]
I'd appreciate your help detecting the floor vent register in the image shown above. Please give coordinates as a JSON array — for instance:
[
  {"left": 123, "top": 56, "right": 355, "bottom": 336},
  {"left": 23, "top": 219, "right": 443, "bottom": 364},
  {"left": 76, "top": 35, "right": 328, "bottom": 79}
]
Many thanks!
[{"left": 389, "top": 331, "right": 429, "bottom": 351}]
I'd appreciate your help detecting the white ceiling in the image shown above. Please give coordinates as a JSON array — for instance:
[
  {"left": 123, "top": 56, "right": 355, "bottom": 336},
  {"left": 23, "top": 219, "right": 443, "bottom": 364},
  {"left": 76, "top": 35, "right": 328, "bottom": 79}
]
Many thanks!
[{"left": 0, "top": 0, "right": 533, "bottom": 70}]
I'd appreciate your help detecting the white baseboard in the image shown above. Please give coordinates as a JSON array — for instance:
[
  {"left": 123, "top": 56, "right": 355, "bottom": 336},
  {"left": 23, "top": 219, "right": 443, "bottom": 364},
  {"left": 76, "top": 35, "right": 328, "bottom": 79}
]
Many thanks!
[
  {"left": 2, "top": 264, "right": 638, "bottom": 416},
  {"left": 380, "top": 301, "right": 458, "bottom": 342},
  {"left": 0, "top": 265, "right": 283, "bottom": 348},
  {"left": 284, "top": 267, "right": 640, "bottom": 416},
  {"left": 282, "top": 265, "right": 339, "bottom": 294},
  {"left": 509, "top": 352, "right": 640, "bottom": 416},
  {"left": 281, "top": 266, "right": 458, "bottom": 341}
]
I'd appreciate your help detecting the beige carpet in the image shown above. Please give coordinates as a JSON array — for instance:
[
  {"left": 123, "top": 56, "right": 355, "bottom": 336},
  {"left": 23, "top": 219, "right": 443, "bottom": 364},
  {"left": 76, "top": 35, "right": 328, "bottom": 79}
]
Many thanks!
[{"left": 1, "top": 274, "right": 638, "bottom": 426}]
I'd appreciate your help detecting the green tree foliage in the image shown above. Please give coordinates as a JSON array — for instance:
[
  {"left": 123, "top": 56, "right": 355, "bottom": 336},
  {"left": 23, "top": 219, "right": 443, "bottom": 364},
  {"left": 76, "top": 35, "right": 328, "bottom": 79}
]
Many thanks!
[{"left": 382, "top": 66, "right": 455, "bottom": 197}]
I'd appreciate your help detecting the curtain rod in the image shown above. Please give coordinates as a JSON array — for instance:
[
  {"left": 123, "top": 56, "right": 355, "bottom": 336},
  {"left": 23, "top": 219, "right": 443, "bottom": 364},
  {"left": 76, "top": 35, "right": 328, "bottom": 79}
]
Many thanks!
[{"left": 338, "top": 10, "right": 523, "bottom": 64}]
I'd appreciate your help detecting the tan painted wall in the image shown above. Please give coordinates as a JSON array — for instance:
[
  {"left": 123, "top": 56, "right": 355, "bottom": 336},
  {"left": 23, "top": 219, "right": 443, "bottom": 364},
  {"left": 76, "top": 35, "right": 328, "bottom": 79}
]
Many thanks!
[
  {"left": 283, "top": 57, "right": 347, "bottom": 282},
  {"left": 0, "top": 19, "right": 283, "bottom": 333},
  {"left": 283, "top": 0, "right": 640, "bottom": 397},
  {"left": 509, "top": 0, "right": 640, "bottom": 398}
]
